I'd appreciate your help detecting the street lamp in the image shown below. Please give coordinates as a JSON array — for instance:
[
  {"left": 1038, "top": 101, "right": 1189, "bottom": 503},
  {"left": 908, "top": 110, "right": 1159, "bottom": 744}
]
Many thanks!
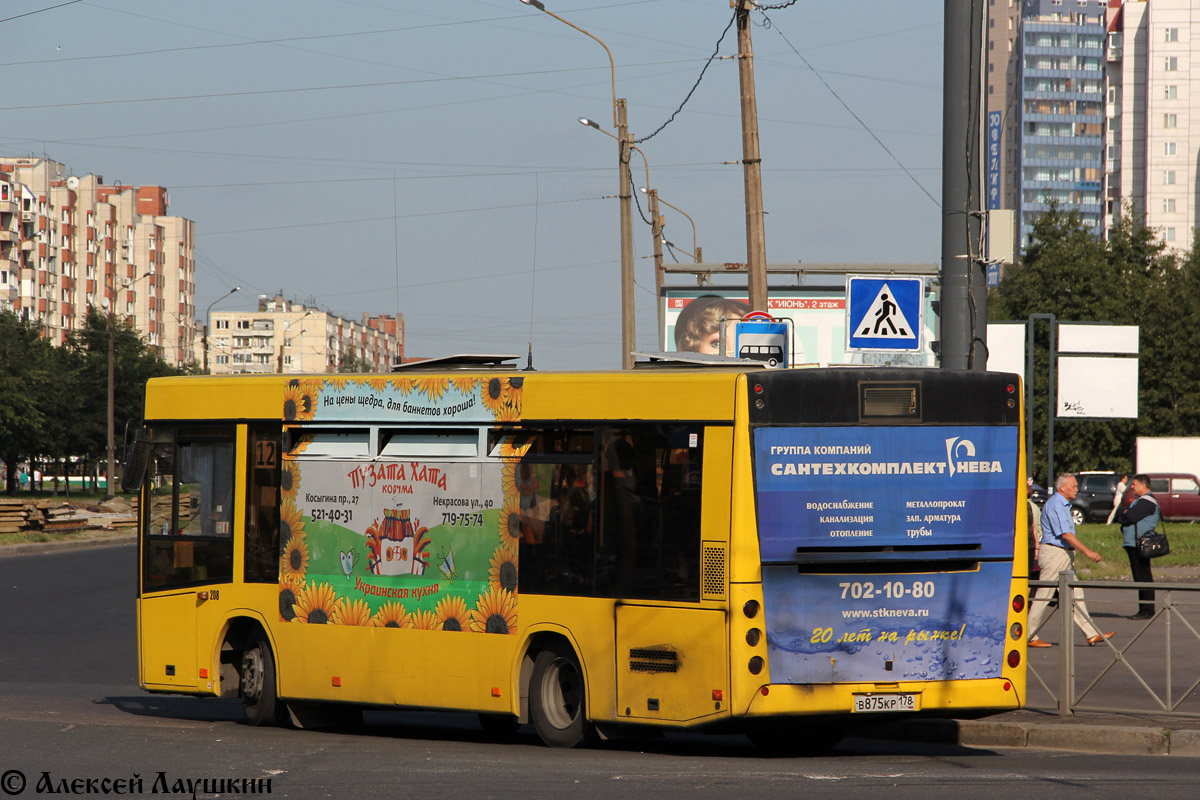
[
  {"left": 202, "top": 286, "right": 240, "bottom": 374},
  {"left": 104, "top": 270, "right": 153, "bottom": 499},
  {"left": 643, "top": 188, "right": 700, "bottom": 264},
  {"left": 523, "top": 0, "right": 635, "bottom": 369},
  {"left": 277, "top": 311, "right": 314, "bottom": 373}
]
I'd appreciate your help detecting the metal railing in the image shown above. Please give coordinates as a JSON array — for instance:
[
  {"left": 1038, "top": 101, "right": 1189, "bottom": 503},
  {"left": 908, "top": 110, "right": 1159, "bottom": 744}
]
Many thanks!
[{"left": 1026, "top": 575, "right": 1200, "bottom": 717}]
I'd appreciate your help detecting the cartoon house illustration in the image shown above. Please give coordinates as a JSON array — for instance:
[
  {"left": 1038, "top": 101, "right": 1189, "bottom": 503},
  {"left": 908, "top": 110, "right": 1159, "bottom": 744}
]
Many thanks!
[{"left": 367, "top": 508, "right": 430, "bottom": 577}]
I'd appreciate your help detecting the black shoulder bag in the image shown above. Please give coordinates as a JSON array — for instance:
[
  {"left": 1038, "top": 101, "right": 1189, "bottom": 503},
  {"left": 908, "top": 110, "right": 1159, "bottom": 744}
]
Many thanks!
[{"left": 1136, "top": 498, "right": 1170, "bottom": 559}]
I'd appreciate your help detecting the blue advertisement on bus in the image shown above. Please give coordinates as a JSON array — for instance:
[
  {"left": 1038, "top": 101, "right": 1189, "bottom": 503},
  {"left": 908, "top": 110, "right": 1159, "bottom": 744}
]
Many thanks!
[
  {"left": 762, "top": 562, "right": 1011, "bottom": 682},
  {"left": 754, "top": 425, "right": 1018, "bottom": 561}
]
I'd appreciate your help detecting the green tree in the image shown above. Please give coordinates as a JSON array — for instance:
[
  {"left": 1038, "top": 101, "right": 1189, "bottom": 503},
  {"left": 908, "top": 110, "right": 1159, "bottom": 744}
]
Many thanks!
[
  {"left": 989, "top": 204, "right": 1197, "bottom": 478},
  {"left": 0, "top": 311, "right": 53, "bottom": 494}
]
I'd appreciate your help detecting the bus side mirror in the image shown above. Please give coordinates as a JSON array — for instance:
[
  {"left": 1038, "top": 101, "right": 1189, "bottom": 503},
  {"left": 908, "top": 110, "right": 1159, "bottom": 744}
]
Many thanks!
[{"left": 122, "top": 435, "right": 151, "bottom": 494}]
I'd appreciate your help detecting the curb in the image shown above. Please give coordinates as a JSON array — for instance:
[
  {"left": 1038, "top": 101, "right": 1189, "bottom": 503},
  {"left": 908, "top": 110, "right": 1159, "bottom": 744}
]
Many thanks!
[
  {"left": 0, "top": 533, "right": 136, "bottom": 558},
  {"left": 866, "top": 717, "right": 1200, "bottom": 756}
]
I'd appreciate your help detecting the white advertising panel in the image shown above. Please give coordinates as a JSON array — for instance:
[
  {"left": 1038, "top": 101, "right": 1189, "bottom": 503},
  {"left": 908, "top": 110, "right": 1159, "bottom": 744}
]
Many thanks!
[
  {"left": 1056, "top": 356, "right": 1139, "bottom": 419},
  {"left": 985, "top": 323, "right": 1026, "bottom": 382},
  {"left": 1058, "top": 324, "right": 1139, "bottom": 355},
  {"left": 662, "top": 287, "right": 938, "bottom": 367}
]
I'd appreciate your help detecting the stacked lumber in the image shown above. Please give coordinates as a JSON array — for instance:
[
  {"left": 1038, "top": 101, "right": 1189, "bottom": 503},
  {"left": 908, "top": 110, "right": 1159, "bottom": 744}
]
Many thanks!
[
  {"left": 0, "top": 498, "right": 34, "bottom": 534},
  {"left": 41, "top": 502, "right": 100, "bottom": 533}
]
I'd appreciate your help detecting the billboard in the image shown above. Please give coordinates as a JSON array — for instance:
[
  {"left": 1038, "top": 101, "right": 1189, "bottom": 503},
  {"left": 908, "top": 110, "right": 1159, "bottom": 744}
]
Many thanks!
[{"left": 663, "top": 286, "right": 939, "bottom": 367}]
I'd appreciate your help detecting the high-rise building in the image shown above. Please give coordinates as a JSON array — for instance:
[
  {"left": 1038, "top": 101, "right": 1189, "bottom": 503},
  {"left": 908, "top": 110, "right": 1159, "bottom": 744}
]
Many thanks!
[
  {"left": 988, "top": 1, "right": 1108, "bottom": 253},
  {"left": 1106, "top": 0, "right": 1197, "bottom": 252},
  {"left": 0, "top": 157, "right": 196, "bottom": 367},
  {"left": 207, "top": 295, "right": 402, "bottom": 375}
]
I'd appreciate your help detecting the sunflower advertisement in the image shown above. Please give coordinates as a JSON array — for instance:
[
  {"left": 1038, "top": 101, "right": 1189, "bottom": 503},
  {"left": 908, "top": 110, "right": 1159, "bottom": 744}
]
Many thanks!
[{"left": 277, "top": 376, "right": 523, "bottom": 635}]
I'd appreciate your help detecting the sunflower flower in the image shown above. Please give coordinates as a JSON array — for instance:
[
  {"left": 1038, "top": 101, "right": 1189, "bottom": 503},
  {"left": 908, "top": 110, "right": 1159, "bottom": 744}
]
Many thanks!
[
  {"left": 480, "top": 377, "right": 510, "bottom": 416},
  {"left": 293, "top": 582, "right": 343, "bottom": 625},
  {"left": 507, "top": 375, "right": 524, "bottom": 414},
  {"left": 390, "top": 377, "right": 416, "bottom": 395},
  {"left": 283, "top": 383, "right": 306, "bottom": 422},
  {"left": 372, "top": 602, "right": 413, "bottom": 629},
  {"left": 280, "top": 459, "right": 301, "bottom": 498},
  {"left": 280, "top": 498, "right": 306, "bottom": 552},
  {"left": 294, "top": 380, "right": 321, "bottom": 421},
  {"left": 410, "top": 609, "right": 439, "bottom": 630},
  {"left": 489, "top": 546, "right": 519, "bottom": 594},
  {"left": 278, "top": 574, "right": 305, "bottom": 622},
  {"left": 280, "top": 534, "right": 310, "bottom": 580},
  {"left": 435, "top": 595, "right": 471, "bottom": 632},
  {"left": 451, "top": 376, "right": 479, "bottom": 397},
  {"left": 366, "top": 376, "right": 388, "bottom": 392},
  {"left": 416, "top": 376, "right": 449, "bottom": 402},
  {"left": 469, "top": 587, "right": 518, "bottom": 635},
  {"left": 499, "top": 495, "right": 523, "bottom": 553},
  {"left": 332, "top": 597, "right": 374, "bottom": 627}
]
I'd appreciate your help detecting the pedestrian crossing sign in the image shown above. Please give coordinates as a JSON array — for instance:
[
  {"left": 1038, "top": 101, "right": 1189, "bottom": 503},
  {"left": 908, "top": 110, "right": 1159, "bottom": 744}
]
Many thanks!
[{"left": 846, "top": 276, "right": 923, "bottom": 351}]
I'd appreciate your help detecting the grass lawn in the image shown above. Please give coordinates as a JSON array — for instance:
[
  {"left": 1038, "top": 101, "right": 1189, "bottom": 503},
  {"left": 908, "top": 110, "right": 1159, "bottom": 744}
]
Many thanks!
[{"left": 1071, "top": 522, "right": 1199, "bottom": 579}]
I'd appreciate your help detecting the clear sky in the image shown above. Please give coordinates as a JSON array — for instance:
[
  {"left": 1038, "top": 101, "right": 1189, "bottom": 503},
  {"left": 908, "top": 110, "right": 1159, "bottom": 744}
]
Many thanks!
[{"left": 1, "top": 0, "right": 943, "bottom": 370}]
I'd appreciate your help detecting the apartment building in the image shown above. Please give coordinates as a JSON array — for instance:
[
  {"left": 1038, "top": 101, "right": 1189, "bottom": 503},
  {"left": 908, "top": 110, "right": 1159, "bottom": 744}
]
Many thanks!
[
  {"left": 0, "top": 157, "right": 196, "bottom": 367},
  {"left": 207, "top": 295, "right": 403, "bottom": 375},
  {"left": 993, "top": 1, "right": 1109, "bottom": 252},
  {"left": 1106, "top": 0, "right": 1199, "bottom": 252}
]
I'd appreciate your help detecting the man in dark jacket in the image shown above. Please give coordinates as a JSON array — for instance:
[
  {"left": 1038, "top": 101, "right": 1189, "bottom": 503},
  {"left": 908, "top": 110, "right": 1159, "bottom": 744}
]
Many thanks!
[{"left": 1115, "top": 473, "right": 1159, "bottom": 620}]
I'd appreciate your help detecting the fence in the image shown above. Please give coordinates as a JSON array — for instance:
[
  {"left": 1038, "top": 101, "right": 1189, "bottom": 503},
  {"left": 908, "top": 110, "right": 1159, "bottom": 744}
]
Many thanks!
[{"left": 1026, "top": 575, "right": 1200, "bottom": 717}]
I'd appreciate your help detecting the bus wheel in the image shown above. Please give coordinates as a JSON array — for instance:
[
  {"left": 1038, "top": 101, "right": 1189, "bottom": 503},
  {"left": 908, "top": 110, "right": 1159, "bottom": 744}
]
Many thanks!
[
  {"left": 240, "top": 631, "right": 286, "bottom": 727},
  {"left": 529, "top": 643, "right": 592, "bottom": 748}
]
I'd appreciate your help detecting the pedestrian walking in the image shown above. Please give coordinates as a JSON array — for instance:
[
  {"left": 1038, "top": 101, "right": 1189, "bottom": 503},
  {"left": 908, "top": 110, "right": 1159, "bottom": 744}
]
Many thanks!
[
  {"left": 1106, "top": 473, "right": 1129, "bottom": 525},
  {"left": 1115, "top": 473, "right": 1159, "bottom": 619},
  {"left": 1028, "top": 473, "right": 1116, "bottom": 648}
]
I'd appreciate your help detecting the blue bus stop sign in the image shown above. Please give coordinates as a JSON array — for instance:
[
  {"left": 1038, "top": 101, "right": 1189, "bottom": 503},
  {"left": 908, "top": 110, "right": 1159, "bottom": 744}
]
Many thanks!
[{"left": 846, "top": 276, "right": 923, "bottom": 351}]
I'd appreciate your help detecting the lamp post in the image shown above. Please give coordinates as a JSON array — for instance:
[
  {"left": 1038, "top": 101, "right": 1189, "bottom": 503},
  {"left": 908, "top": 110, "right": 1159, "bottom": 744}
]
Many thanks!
[
  {"left": 105, "top": 270, "right": 153, "bottom": 499},
  {"left": 735, "top": 0, "right": 768, "bottom": 312},
  {"left": 277, "top": 312, "right": 314, "bottom": 373},
  {"left": 202, "top": 286, "right": 240, "bottom": 374},
  {"left": 522, "top": 0, "right": 635, "bottom": 369}
]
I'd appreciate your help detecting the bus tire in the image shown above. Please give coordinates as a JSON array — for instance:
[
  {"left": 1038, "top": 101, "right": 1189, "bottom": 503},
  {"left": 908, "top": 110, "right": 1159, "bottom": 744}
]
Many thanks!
[
  {"left": 529, "top": 642, "right": 592, "bottom": 748},
  {"left": 240, "top": 631, "right": 286, "bottom": 727}
]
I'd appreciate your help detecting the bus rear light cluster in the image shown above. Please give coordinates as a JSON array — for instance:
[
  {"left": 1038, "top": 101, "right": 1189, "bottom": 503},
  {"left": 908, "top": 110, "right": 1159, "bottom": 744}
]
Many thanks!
[
  {"left": 1007, "top": 650, "right": 1021, "bottom": 668},
  {"left": 1012, "top": 595, "right": 1025, "bottom": 613}
]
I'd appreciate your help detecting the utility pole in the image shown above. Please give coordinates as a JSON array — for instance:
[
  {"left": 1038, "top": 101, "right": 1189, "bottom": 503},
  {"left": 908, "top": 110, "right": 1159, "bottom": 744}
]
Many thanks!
[
  {"left": 940, "top": 0, "right": 987, "bottom": 369},
  {"left": 617, "top": 98, "right": 636, "bottom": 369},
  {"left": 648, "top": 187, "right": 664, "bottom": 345},
  {"left": 736, "top": 0, "right": 768, "bottom": 312}
]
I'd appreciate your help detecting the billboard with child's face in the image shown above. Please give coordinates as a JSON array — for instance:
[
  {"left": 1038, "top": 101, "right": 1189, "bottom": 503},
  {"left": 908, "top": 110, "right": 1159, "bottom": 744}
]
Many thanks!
[{"left": 662, "top": 287, "right": 939, "bottom": 367}]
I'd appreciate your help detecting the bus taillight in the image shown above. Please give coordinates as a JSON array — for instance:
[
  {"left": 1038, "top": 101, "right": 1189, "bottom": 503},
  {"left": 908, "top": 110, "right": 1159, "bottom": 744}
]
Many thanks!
[
  {"left": 1007, "top": 650, "right": 1021, "bottom": 668},
  {"left": 1010, "top": 623, "right": 1023, "bottom": 641},
  {"left": 743, "top": 599, "right": 760, "bottom": 619},
  {"left": 1012, "top": 595, "right": 1025, "bottom": 613}
]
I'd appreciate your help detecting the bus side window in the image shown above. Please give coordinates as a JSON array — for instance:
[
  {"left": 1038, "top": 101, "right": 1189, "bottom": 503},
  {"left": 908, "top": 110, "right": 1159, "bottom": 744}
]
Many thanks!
[
  {"left": 596, "top": 425, "right": 703, "bottom": 602},
  {"left": 245, "top": 425, "right": 282, "bottom": 583},
  {"left": 142, "top": 426, "right": 236, "bottom": 592}
]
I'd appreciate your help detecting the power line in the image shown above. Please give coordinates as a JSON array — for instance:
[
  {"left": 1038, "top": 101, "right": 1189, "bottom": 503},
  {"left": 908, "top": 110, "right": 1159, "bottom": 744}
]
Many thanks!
[
  {"left": 0, "top": 0, "right": 81, "bottom": 25},
  {"left": 759, "top": 9, "right": 939, "bottom": 209}
]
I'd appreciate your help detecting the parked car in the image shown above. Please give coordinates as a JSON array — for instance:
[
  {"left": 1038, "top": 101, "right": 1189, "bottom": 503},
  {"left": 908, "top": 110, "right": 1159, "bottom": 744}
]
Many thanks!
[
  {"left": 1071, "top": 471, "right": 1124, "bottom": 526},
  {"left": 1028, "top": 482, "right": 1048, "bottom": 507},
  {"left": 1122, "top": 473, "right": 1200, "bottom": 521}
]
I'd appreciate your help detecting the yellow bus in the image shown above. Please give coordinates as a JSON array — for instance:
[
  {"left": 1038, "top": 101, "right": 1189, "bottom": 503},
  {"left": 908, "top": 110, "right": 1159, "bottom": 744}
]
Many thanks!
[{"left": 131, "top": 361, "right": 1029, "bottom": 749}]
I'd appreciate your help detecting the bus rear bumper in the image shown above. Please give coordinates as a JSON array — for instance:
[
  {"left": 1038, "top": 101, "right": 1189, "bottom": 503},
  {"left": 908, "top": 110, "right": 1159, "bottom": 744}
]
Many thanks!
[{"left": 739, "top": 678, "right": 1023, "bottom": 718}]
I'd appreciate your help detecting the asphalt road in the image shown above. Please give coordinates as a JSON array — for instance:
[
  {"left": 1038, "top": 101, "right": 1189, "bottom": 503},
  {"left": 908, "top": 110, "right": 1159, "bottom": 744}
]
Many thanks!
[{"left": 1, "top": 545, "right": 1197, "bottom": 800}]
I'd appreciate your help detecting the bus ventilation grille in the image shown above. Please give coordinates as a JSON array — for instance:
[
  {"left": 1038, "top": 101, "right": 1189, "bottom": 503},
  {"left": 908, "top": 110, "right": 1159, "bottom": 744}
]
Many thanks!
[
  {"left": 629, "top": 648, "right": 679, "bottom": 673},
  {"left": 701, "top": 542, "right": 727, "bottom": 600}
]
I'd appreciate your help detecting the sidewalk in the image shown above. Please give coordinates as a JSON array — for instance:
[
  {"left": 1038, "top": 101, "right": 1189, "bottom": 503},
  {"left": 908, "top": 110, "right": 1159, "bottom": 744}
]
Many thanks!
[
  {"left": 865, "top": 708, "right": 1200, "bottom": 756},
  {"left": 0, "top": 530, "right": 135, "bottom": 558}
]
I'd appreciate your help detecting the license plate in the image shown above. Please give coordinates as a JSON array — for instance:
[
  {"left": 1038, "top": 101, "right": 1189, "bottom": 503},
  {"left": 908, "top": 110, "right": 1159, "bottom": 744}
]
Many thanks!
[{"left": 852, "top": 693, "right": 918, "bottom": 713}]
